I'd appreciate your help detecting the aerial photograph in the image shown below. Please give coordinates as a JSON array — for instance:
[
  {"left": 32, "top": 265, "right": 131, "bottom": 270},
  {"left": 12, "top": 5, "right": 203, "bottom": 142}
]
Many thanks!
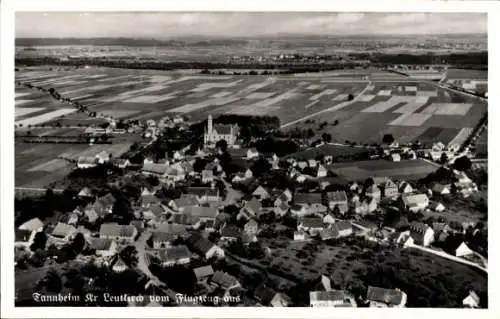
[{"left": 13, "top": 12, "right": 488, "bottom": 308}]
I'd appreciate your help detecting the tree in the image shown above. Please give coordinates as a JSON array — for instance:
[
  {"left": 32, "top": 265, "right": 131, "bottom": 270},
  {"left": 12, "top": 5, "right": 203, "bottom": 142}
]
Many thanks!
[
  {"left": 119, "top": 245, "right": 139, "bottom": 268},
  {"left": 347, "top": 94, "right": 354, "bottom": 101},
  {"left": 251, "top": 157, "right": 272, "bottom": 178},
  {"left": 453, "top": 156, "right": 472, "bottom": 172},
  {"left": 71, "top": 232, "right": 86, "bottom": 255},
  {"left": 193, "top": 158, "right": 207, "bottom": 173},
  {"left": 216, "top": 139, "right": 228, "bottom": 152},
  {"left": 382, "top": 134, "right": 395, "bottom": 144},
  {"left": 38, "top": 268, "right": 62, "bottom": 293},
  {"left": 30, "top": 232, "right": 48, "bottom": 252},
  {"left": 321, "top": 133, "right": 332, "bottom": 143},
  {"left": 440, "top": 152, "right": 448, "bottom": 164}
]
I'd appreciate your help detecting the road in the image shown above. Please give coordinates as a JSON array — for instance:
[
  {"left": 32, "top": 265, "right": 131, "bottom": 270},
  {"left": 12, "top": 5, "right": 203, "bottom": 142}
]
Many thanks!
[
  {"left": 406, "top": 244, "right": 487, "bottom": 273},
  {"left": 133, "top": 231, "right": 162, "bottom": 284},
  {"left": 280, "top": 81, "right": 373, "bottom": 129},
  {"left": 218, "top": 177, "right": 243, "bottom": 206}
]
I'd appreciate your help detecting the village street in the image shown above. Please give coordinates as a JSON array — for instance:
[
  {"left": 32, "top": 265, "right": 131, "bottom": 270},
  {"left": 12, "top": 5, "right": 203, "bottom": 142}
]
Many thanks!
[{"left": 133, "top": 231, "right": 162, "bottom": 284}]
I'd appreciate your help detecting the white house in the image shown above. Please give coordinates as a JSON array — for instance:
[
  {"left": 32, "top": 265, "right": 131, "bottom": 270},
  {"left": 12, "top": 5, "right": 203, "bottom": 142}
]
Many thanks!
[
  {"left": 455, "top": 242, "right": 474, "bottom": 257},
  {"left": 402, "top": 193, "right": 429, "bottom": 212},
  {"left": 409, "top": 222, "right": 434, "bottom": 247},
  {"left": 462, "top": 291, "right": 480, "bottom": 308}
]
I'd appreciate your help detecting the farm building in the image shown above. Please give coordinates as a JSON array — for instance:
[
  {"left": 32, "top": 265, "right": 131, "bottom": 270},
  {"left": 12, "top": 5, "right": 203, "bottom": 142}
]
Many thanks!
[
  {"left": 402, "top": 193, "right": 429, "bottom": 212},
  {"left": 77, "top": 156, "right": 97, "bottom": 169},
  {"left": 432, "top": 183, "right": 451, "bottom": 195},
  {"left": 298, "top": 217, "right": 325, "bottom": 235},
  {"left": 429, "top": 201, "right": 446, "bottom": 212},
  {"left": 309, "top": 290, "right": 355, "bottom": 307},
  {"left": 186, "top": 232, "right": 224, "bottom": 259},
  {"left": 204, "top": 115, "right": 239, "bottom": 148},
  {"left": 99, "top": 223, "right": 137, "bottom": 242},
  {"left": 409, "top": 221, "right": 434, "bottom": 247},
  {"left": 326, "top": 191, "right": 348, "bottom": 214},
  {"left": 366, "top": 286, "right": 407, "bottom": 308},
  {"left": 463, "top": 291, "right": 480, "bottom": 308},
  {"left": 381, "top": 179, "right": 399, "bottom": 198}
]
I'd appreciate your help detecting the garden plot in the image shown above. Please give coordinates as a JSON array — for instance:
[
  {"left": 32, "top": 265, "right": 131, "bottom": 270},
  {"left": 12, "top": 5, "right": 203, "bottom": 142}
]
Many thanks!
[
  {"left": 27, "top": 159, "right": 68, "bottom": 173},
  {"left": 226, "top": 104, "right": 281, "bottom": 116},
  {"left": 377, "top": 90, "right": 392, "bottom": 96},
  {"left": 361, "top": 96, "right": 409, "bottom": 113},
  {"left": 123, "top": 91, "right": 181, "bottom": 103},
  {"left": 389, "top": 113, "right": 432, "bottom": 127},
  {"left": 211, "top": 91, "right": 234, "bottom": 98},
  {"left": 190, "top": 80, "right": 244, "bottom": 92},
  {"left": 358, "top": 94, "right": 375, "bottom": 102},
  {"left": 170, "top": 96, "right": 240, "bottom": 113},
  {"left": 15, "top": 108, "right": 76, "bottom": 127},
  {"left": 15, "top": 100, "right": 34, "bottom": 106},
  {"left": 255, "top": 90, "right": 299, "bottom": 107},
  {"left": 60, "top": 84, "right": 115, "bottom": 95},
  {"left": 148, "top": 75, "right": 172, "bottom": 83},
  {"left": 236, "top": 77, "right": 277, "bottom": 95},
  {"left": 332, "top": 94, "right": 348, "bottom": 101},
  {"left": 244, "top": 92, "right": 275, "bottom": 99},
  {"left": 393, "top": 97, "right": 429, "bottom": 114},
  {"left": 421, "top": 103, "right": 473, "bottom": 116},
  {"left": 15, "top": 92, "right": 32, "bottom": 98},
  {"left": 309, "top": 89, "right": 337, "bottom": 101},
  {"left": 448, "top": 127, "right": 473, "bottom": 148},
  {"left": 15, "top": 107, "right": 45, "bottom": 118},
  {"left": 416, "top": 90, "right": 438, "bottom": 97}
]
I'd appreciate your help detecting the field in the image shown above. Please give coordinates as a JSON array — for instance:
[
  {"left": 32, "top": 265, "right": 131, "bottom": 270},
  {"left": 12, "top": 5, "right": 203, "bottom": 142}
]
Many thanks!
[
  {"left": 443, "top": 68, "right": 488, "bottom": 95},
  {"left": 327, "top": 159, "right": 440, "bottom": 181},
  {"left": 15, "top": 67, "right": 487, "bottom": 186}
]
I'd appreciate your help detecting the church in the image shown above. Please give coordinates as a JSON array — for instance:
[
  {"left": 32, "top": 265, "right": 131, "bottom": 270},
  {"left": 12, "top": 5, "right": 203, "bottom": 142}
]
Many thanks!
[{"left": 204, "top": 115, "right": 239, "bottom": 148}]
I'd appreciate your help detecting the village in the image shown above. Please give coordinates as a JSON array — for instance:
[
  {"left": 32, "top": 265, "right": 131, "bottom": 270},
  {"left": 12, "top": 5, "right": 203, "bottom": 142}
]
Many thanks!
[{"left": 15, "top": 113, "right": 487, "bottom": 308}]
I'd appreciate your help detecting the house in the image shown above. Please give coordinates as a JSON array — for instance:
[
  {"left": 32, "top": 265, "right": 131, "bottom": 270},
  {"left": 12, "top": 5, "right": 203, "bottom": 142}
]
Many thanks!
[
  {"left": 309, "top": 290, "right": 354, "bottom": 307},
  {"left": 111, "top": 255, "right": 128, "bottom": 273},
  {"left": 99, "top": 223, "right": 137, "bottom": 242},
  {"left": 50, "top": 222, "right": 77, "bottom": 242},
  {"left": 77, "top": 156, "right": 97, "bottom": 169},
  {"left": 316, "top": 165, "right": 328, "bottom": 178},
  {"left": 429, "top": 201, "right": 446, "bottom": 212},
  {"left": 150, "top": 231, "right": 177, "bottom": 249},
  {"left": 252, "top": 186, "right": 270, "bottom": 199},
  {"left": 323, "top": 212, "right": 336, "bottom": 224},
  {"left": 220, "top": 224, "right": 241, "bottom": 242},
  {"left": 274, "top": 202, "right": 290, "bottom": 217},
  {"left": 77, "top": 187, "right": 93, "bottom": 199},
  {"left": 93, "top": 193, "right": 116, "bottom": 215},
  {"left": 15, "top": 229, "right": 37, "bottom": 249},
  {"left": 148, "top": 246, "right": 192, "bottom": 266},
  {"left": 201, "top": 170, "right": 214, "bottom": 184},
  {"left": 432, "top": 183, "right": 451, "bottom": 195},
  {"left": 402, "top": 193, "right": 429, "bottom": 212},
  {"left": 330, "top": 221, "right": 353, "bottom": 238},
  {"left": 238, "top": 198, "right": 262, "bottom": 220},
  {"left": 246, "top": 148, "right": 260, "bottom": 160},
  {"left": 142, "top": 163, "right": 168, "bottom": 177},
  {"left": 89, "top": 238, "right": 117, "bottom": 258},
  {"left": 164, "top": 167, "right": 186, "bottom": 182},
  {"left": 141, "top": 194, "right": 162, "bottom": 209},
  {"left": 270, "top": 293, "right": 292, "bottom": 307},
  {"left": 143, "top": 203, "right": 167, "bottom": 221},
  {"left": 294, "top": 193, "right": 326, "bottom": 214},
  {"left": 319, "top": 228, "right": 337, "bottom": 241},
  {"left": 19, "top": 218, "right": 44, "bottom": 232},
  {"left": 244, "top": 219, "right": 259, "bottom": 234},
  {"left": 232, "top": 169, "right": 253, "bottom": 183},
  {"left": 326, "top": 191, "right": 348, "bottom": 214},
  {"left": 274, "top": 189, "right": 293, "bottom": 207},
  {"left": 95, "top": 151, "right": 111, "bottom": 164},
  {"left": 365, "top": 184, "right": 381, "bottom": 201},
  {"left": 462, "top": 290, "right": 480, "bottom": 308},
  {"left": 381, "top": 179, "right": 399, "bottom": 199},
  {"left": 168, "top": 194, "right": 200, "bottom": 212},
  {"left": 294, "top": 231, "right": 307, "bottom": 241},
  {"left": 193, "top": 265, "right": 214, "bottom": 283},
  {"left": 185, "top": 187, "right": 221, "bottom": 203},
  {"left": 359, "top": 197, "right": 378, "bottom": 214},
  {"left": 398, "top": 181, "right": 413, "bottom": 194},
  {"left": 187, "top": 232, "right": 225, "bottom": 259},
  {"left": 204, "top": 115, "right": 239, "bottom": 148},
  {"left": 112, "top": 158, "right": 131, "bottom": 169},
  {"left": 454, "top": 242, "right": 474, "bottom": 257},
  {"left": 297, "top": 161, "right": 308, "bottom": 170},
  {"left": 209, "top": 271, "right": 241, "bottom": 290},
  {"left": 390, "top": 153, "right": 401, "bottom": 162},
  {"left": 308, "top": 159, "right": 318, "bottom": 168},
  {"left": 298, "top": 217, "right": 325, "bottom": 236},
  {"left": 191, "top": 206, "right": 219, "bottom": 224},
  {"left": 366, "top": 286, "right": 407, "bottom": 307},
  {"left": 395, "top": 231, "right": 414, "bottom": 247},
  {"left": 409, "top": 221, "right": 434, "bottom": 247},
  {"left": 84, "top": 205, "right": 99, "bottom": 223},
  {"left": 62, "top": 212, "right": 79, "bottom": 226}
]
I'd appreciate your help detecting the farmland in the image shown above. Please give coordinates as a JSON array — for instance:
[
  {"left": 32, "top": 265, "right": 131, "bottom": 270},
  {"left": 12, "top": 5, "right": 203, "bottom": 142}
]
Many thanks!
[{"left": 15, "top": 67, "right": 487, "bottom": 187}]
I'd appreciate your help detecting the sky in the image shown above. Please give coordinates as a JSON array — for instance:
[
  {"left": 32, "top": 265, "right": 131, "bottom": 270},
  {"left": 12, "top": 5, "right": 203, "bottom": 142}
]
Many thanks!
[{"left": 16, "top": 12, "right": 487, "bottom": 38}]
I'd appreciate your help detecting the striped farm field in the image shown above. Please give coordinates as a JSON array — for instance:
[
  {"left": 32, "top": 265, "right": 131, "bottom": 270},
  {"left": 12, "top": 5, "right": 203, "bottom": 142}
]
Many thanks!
[{"left": 15, "top": 108, "right": 76, "bottom": 127}]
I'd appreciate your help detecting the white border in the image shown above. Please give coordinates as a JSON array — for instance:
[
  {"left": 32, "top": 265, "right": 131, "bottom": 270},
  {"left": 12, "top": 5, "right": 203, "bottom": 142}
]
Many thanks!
[{"left": 1, "top": 1, "right": 499, "bottom": 318}]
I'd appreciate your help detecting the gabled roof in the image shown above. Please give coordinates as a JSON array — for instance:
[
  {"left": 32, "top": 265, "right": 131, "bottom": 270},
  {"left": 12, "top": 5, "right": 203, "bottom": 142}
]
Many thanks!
[
  {"left": 243, "top": 198, "right": 262, "bottom": 214},
  {"left": 194, "top": 265, "right": 214, "bottom": 280},
  {"left": 187, "top": 232, "right": 216, "bottom": 255},
  {"left": 147, "top": 203, "right": 166, "bottom": 217},
  {"left": 99, "top": 223, "right": 136, "bottom": 238},
  {"left": 409, "top": 221, "right": 429, "bottom": 233},
  {"left": 366, "top": 286, "right": 405, "bottom": 305},
  {"left": 51, "top": 222, "right": 76, "bottom": 238},
  {"left": 89, "top": 237, "right": 115, "bottom": 251},
  {"left": 172, "top": 194, "right": 199, "bottom": 208},
  {"left": 398, "top": 181, "right": 413, "bottom": 192},
  {"left": 294, "top": 192, "right": 323, "bottom": 204},
  {"left": 191, "top": 206, "right": 218, "bottom": 219},
  {"left": 78, "top": 187, "right": 93, "bottom": 197},
  {"left": 403, "top": 193, "right": 428, "bottom": 206},
  {"left": 327, "top": 191, "right": 347, "bottom": 203},
  {"left": 252, "top": 185, "right": 270, "bottom": 197},
  {"left": 432, "top": 183, "right": 450, "bottom": 193},
  {"left": 211, "top": 271, "right": 239, "bottom": 288},
  {"left": 465, "top": 290, "right": 480, "bottom": 304},
  {"left": 155, "top": 223, "right": 189, "bottom": 236},
  {"left": 98, "top": 193, "right": 116, "bottom": 207},
  {"left": 382, "top": 179, "right": 398, "bottom": 189},
  {"left": 331, "top": 221, "right": 352, "bottom": 233},
  {"left": 185, "top": 187, "right": 219, "bottom": 198},
  {"left": 148, "top": 245, "right": 192, "bottom": 262},
  {"left": 142, "top": 163, "right": 167, "bottom": 175},
  {"left": 19, "top": 218, "right": 44, "bottom": 231},
  {"left": 299, "top": 217, "right": 325, "bottom": 229},
  {"left": 310, "top": 290, "right": 346, "bottom": 302},
  {"left": 78, "top": 156, "right": 97, "bottom": 165},
  {"left": 171, "top": 213, "right": 199, "bottom": 225},
  {"left": 142, "top": 194, "right": 161, "bottom": 205}
]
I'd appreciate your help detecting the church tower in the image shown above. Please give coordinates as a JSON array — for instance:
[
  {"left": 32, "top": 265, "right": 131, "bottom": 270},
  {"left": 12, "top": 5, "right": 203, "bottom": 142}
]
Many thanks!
[{"left": 207, "top": 115, "right": 213, "bottom": 135}]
